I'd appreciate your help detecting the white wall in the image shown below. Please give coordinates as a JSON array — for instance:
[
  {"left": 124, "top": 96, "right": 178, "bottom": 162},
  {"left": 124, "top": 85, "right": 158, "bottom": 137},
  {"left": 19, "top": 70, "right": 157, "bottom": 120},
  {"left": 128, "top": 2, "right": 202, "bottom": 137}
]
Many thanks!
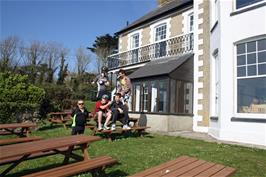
[{"left": 209, "top": 1, "right": 266, "bottom": 146}]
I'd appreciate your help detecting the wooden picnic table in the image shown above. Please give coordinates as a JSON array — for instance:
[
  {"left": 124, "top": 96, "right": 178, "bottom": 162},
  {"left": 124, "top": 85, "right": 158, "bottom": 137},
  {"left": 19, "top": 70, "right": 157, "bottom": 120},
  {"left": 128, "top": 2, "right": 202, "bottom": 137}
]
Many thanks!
[
  {"left": 130, "top": 155, "right": 236, "bottom": 177},
  {"left": 49, "top": 111, "right": 72, "bottom": 129},
  {"left": 0, "top": 122, "right": 37, "bottom": 137},
  {"left": 0, "top": 135, "right": 101, "bottom": 176}
]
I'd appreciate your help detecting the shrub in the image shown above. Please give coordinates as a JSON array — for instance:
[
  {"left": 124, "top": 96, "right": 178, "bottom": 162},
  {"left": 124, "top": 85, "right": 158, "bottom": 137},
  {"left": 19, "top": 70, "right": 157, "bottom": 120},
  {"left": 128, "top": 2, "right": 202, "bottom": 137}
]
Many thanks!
[{"left": 0, "top": 72, "right": 45, "bottom": 123}]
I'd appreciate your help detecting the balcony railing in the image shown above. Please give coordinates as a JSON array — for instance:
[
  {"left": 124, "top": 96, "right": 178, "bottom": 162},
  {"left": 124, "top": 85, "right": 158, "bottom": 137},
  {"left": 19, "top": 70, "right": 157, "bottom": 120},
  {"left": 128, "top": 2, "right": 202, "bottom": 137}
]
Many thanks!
[{"left": 108, "top": 33, "right": 193, "bottom": 69}]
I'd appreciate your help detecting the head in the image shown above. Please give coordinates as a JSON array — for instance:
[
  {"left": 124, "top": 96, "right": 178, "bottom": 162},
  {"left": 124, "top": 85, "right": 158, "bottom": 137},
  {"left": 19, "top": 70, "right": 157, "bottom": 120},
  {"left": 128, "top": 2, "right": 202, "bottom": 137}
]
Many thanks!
[
  {"left": 77, "top": 99, "right": 85, "bottom": 109},
  {"left": 117, "top": 69, "right": 126, "bottom": 79},
  {"left": 101, "top": 66, "right": 108, "bottom": 74},
  {"left": 101, "top": 94, "right": 109, "bottom": 104},
  {"left": 114, "top": 93, "right": 122, "bottom": 102}
]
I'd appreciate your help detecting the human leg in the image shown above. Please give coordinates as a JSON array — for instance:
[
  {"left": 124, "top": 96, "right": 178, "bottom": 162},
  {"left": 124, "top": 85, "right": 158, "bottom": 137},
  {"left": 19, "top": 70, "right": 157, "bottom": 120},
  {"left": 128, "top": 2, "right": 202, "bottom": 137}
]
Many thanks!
[
  {"left": 104, "top": 111, "right": 112, "bottom": 130},
  {"left": 97, "top": 111, "right": 103, "bottom": 130}
]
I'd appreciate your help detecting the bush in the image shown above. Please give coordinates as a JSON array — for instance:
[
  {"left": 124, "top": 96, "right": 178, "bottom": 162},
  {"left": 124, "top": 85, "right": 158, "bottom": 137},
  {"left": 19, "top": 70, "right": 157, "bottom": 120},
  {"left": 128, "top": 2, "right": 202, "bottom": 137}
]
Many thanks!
[{"left": 0, "top": 72, "right": 45, "bottom": 123}]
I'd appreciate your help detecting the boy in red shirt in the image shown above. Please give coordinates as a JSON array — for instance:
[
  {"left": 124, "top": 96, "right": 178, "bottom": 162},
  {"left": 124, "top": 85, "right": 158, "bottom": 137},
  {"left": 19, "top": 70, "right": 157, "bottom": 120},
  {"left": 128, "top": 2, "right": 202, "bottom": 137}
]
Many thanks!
[{"left": 94, "top": 94, "right": 112, "bottom": 130}]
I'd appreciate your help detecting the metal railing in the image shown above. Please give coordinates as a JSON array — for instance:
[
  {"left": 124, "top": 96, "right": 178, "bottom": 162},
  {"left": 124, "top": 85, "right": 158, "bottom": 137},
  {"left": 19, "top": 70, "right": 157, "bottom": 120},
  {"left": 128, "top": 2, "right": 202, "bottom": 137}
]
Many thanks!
[{"left": 108, "top": 33, "right": 193, "bottom": 69}]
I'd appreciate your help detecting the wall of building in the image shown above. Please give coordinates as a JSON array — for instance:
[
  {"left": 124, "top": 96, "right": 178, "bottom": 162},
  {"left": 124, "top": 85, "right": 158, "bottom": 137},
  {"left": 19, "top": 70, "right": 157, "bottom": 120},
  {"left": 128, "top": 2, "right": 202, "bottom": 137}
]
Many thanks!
[
  {"left": 193, "top": 0, "right": 210, "bottom": 132},
  {"left": 210, "top": 1, "right": 266, "bottom": 146},
  {"left": 129, "top": 113, "right": 193, "bottom": 132}
]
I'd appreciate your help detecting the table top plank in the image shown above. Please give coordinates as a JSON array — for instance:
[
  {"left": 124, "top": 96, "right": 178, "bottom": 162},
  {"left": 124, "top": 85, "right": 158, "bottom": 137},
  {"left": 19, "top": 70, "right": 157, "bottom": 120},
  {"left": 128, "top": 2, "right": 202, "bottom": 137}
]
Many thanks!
[
  {"left": 211, "top": 167, "right": 236, "bottom": 177},
  {"left": 194, "top": 164, "right": 226, "bottom": 177},
  {"left": 161, "top": 159, "right": 206, "bottom": 177},
  {"left": 178, "top": 162, "right": 216, "bottom": 177},
  {"left": 0, "top": 123, "right": 37, "bottom": 129},
  {"left": 0, "top": 135, "right": 101, "bottom": 160}
]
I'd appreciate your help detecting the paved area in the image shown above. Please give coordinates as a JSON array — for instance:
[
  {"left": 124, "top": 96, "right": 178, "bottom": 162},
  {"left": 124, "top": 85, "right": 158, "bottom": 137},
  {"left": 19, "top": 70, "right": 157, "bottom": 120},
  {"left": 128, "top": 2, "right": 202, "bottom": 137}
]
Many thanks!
[{"left": 157, "top": 131, "right": 266, "bottom": 150}]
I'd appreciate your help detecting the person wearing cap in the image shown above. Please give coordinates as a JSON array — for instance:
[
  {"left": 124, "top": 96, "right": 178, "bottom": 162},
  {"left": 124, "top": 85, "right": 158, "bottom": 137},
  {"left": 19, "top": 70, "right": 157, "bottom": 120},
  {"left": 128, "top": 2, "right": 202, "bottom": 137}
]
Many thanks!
[
  {"left": 92, "top": 66, "right": 110, "bottom": 100},
  {"left": 71, "top": 99, "right": 90, "bottom": 135},
  {"left": 94, "top": 94, "right": 112, "bottom": 130},
  {"left": 117, "top": 69, "right": 132, "bottom": 104}
]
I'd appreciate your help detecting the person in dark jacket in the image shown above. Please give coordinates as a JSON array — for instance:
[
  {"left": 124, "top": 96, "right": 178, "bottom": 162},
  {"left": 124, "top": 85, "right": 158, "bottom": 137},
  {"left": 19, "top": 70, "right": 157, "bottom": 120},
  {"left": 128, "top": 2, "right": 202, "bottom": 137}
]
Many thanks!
[
  {"left": 110, "top": 93, "right": 131, "bottom": 131},
  {"left": 71, "top": 99, "right": 89, "bottom": 135}
]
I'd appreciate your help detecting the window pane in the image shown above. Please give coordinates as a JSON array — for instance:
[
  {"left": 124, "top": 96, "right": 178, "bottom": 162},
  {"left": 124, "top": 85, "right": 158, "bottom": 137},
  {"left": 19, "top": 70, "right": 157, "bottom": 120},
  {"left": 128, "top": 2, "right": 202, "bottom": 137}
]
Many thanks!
[
  {"left": 258, "top": 51, "right": 266, "bottom": 63},
  {"left": 159, "top": 80, "right": 168, "bottom": 112},
  {"left": 258, "top": 38, "right": 266, "bottom": 51},
  {"left": 237, "top": 55, "right": 246, "bottom": 66},
  {"left": 143, "top": 83, "right": 149, "bottom": 112},
  {"left": 247, "top": 41, "right": 256, "bottom": 53},
  {"left": 184, "top": 82, "right": 193, "bottom": 114},
  {"left": 170, "top": 79, "right": 176, "bottom": 113},
  {"left": 237, "top": 66, "right": 246, "bottom": 77},
  {"left": 247, "top": 53, "right": 256, "bottom": 64},
  {"left": 247, "top": 65, "right": 257, "bottom": 76},
  {"left": 258, "top": 64, "right": 266, "bottom": 75},
  {"left": 236, "top": 0, "right": 263, "bottom": 9},
  {"left": 237, "top": 77, "right": 266, "bottom": 113},
  {"left": 151, "top": 82, "right": 158, "bottom": 112},
  {"left": 134, "top": 85, "right": 140, "bottom": 112},
  {"left": 237, "top": 43, "right": 245, "bottom": 54}
]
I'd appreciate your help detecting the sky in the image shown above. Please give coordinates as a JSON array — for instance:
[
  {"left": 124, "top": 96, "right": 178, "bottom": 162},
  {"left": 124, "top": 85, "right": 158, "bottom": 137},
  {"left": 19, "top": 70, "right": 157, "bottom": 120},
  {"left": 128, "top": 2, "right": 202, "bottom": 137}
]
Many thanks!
[{"left": 0, "top": 0, "right": 157, "bottom": 72}]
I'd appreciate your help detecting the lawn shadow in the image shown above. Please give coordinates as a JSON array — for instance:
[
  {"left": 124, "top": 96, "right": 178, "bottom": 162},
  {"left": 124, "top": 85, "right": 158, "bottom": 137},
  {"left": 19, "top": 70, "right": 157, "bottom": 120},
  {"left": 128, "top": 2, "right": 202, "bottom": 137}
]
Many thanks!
[
  {"left": 106, "top": 169, "right": 129, "bottom": 177},
  {"left": 37, "top": 124, "right": 65, "bottom": 131}
]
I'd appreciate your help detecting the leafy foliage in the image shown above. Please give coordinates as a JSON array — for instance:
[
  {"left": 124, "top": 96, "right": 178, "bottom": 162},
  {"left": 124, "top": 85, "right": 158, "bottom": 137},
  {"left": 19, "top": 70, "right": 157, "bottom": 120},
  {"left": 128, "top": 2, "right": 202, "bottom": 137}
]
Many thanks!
[{"left": 0, "top": 72, "right": 45, "bottom": 123}]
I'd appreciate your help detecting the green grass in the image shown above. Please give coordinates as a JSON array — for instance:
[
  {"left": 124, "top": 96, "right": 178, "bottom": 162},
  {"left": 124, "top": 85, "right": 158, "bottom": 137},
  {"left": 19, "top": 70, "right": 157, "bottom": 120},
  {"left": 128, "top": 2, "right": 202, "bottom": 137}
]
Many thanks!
[
  {"left": 85, "top": 100, "right": 96, "bottom": 112},
  {"left": 1, "top": 123, "right": 266, "bottom": 177}
]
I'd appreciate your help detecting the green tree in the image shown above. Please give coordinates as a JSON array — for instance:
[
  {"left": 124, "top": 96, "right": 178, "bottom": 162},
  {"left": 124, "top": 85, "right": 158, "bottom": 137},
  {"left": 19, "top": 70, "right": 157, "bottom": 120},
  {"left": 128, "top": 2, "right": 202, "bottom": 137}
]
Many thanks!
[
  {"left": 0, "top": 72, "right": 45, "bottom": 123},
  {"left": 88, "top": 34, "right": 118, "bottom": 73}
]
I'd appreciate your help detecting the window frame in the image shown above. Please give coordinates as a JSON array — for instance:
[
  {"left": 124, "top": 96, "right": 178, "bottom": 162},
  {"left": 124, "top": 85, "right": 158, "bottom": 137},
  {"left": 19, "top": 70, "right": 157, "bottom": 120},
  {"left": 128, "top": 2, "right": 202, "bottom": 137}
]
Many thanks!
[
  {"left": 234, "top": 36, "right": 266, "bottom": 118},
  {"left": 234, "top": 0, "right": 265, "bottom": 10},
  {"left": 154, "top": 23, "right": 167, "bottom": 42}
]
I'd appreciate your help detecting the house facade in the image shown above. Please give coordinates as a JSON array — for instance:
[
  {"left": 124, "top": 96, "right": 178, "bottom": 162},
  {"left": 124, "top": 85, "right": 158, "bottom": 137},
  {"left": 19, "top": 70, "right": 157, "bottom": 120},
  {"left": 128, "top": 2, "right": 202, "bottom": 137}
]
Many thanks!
[
  {"left": 107, "top": 0, "right": 266, "bottom": 146},
  {"left": 208, "top": 0, "right": 266, "bottom": 146}
]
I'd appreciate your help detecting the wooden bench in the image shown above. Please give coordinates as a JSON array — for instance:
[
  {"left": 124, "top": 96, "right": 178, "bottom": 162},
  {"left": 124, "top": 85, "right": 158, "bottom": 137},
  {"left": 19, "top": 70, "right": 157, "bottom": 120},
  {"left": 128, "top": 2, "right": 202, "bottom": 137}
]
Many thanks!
[
  {"left": 23, "top": 156, "right": 117, "bottom": 177},
  {"left": 130, "top": 155, "right": 236, "bottom": 177},
  {"left": 0, "top": 136, "right": 42, "bottom": 146}
]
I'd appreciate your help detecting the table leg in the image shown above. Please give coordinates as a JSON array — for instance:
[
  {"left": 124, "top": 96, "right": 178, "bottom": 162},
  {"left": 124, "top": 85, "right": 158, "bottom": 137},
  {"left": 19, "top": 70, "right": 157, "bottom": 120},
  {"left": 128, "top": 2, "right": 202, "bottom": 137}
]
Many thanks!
[
  {"left": 63, "top": 145, "right": 74, "bottom": 164},
  {"left": 1, "top": 154, "right": 30, "bottom": 176},
  {"left": 80, "top": 143, "right": 90, "bottom": 160}
]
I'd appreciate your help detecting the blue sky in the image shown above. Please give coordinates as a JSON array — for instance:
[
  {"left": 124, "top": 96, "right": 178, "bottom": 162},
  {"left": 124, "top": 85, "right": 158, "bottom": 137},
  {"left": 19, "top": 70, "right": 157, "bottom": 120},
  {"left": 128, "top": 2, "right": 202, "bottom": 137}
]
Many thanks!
[{"left": 0, "top": 0, "right": 157, "bottom": 72}]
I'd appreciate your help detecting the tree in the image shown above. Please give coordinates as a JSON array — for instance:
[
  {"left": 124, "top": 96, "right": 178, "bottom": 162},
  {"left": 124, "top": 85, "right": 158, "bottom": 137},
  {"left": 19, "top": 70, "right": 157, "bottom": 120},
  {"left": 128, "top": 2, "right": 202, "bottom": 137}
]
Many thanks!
[
  {"left": 88, "top": 34, "right": 118, "bottom": 73},
  {"left": 57, "top": 47, "right": 69, "bottom": 85},
  {"left": 0, "top": 36, "right": 21, "bottom": 72},
  {"left": 45, "top": 42, "right": 60, "bottom": 83},
  {"left": 75, "top": 47, "right": 91, "bottom": 75}
]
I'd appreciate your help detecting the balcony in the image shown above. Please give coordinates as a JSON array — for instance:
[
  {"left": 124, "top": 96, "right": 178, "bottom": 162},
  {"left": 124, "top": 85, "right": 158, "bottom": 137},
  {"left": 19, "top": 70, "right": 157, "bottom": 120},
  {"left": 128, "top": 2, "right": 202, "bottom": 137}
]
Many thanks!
[{"left": 108, "top": 33, "right": 193, "bottom": 70}]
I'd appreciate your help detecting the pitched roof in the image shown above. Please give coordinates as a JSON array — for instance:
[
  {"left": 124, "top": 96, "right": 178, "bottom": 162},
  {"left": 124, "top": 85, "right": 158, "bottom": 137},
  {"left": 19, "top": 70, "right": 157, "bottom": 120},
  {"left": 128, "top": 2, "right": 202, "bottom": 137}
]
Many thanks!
[
  {"left": 117, "top": 0, "right": 193, "bottom": 35},
  {"left": 129, "top": 53, "right": 193, "bottom": 80}
]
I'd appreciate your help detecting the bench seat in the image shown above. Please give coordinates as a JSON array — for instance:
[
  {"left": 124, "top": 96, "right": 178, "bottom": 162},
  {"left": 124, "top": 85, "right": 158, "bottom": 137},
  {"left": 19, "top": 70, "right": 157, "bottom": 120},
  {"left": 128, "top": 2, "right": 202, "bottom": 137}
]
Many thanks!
[
  {"left": 0, "top": 136, "right": 42, "bottom": 146},
  {"left": 23, "top": 156, "right": 117, "bottom": 177}
]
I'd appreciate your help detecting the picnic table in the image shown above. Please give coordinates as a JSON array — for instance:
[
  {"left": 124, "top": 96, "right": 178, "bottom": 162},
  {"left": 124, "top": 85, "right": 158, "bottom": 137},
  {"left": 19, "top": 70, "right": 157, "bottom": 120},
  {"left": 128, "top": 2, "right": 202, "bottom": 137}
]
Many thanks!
[
  {"left": 130, "top": 155, "right": 236, "bottom": 177},
  {"left": 0, "top": 135, "right": 102, "bottom": 176},
  {"left": 0, "top": 122, "right": 37, "bottom": 137},
  {"left": 48, "top": 111, "right": 72, "bottom": 129}
]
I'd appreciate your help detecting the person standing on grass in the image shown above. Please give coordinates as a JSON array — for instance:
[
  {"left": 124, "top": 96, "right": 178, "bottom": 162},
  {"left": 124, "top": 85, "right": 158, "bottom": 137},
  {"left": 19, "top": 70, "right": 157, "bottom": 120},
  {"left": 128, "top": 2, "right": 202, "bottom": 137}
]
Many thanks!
[
  {"left": 94, "top": 94, "right": 112, "bottom": 131},
  {"left": 117, "top": 69, "right": 132, "bottom": 105},
  {"left": 110, "top": 93, "right": 131, "bottom": 131},
  {"left": 71, "top": 99, "right": 89, "bottom": 135}
]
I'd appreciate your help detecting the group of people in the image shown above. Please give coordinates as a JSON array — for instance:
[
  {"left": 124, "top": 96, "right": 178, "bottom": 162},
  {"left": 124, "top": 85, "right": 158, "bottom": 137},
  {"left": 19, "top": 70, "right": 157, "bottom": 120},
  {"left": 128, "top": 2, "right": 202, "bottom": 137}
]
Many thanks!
[{"left": 71, "top": 68, "right": 132, "bottom": 135}]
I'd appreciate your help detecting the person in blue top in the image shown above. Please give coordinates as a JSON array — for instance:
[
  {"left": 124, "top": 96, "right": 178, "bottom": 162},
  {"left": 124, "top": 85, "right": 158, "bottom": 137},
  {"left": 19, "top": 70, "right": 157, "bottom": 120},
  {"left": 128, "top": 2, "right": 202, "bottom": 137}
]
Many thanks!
[{"left": 71, "top": 99, "right": 89, "bottom": 135}]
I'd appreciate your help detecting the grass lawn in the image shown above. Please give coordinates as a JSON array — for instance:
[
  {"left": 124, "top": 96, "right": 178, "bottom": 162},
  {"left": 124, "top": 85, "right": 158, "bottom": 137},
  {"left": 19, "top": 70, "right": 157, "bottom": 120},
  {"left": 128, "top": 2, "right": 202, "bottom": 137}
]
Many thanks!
[{"left": 1, "top": 123, "right": 266, "bottom": 176}]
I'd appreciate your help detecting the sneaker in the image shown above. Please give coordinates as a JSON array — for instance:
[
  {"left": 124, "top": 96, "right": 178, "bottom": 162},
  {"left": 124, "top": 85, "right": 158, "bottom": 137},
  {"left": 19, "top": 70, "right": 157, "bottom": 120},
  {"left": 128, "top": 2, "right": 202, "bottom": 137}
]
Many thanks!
[
  {"left": 97, "top": 125, "right": 103, "bottom": 131},
  {"left": 111, "top": 124, "right": 116, "bottom": 131},
  {"left": 103, "top": 124, "right": 110, "bottom": 130},
  {"left": 122, "top": 125, "right": 131, "bottom": 130}
]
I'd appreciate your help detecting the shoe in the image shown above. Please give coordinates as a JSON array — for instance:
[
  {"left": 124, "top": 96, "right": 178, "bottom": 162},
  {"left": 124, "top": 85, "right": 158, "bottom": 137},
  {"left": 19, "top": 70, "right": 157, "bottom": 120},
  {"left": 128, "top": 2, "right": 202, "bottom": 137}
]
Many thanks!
[
  {"left": 103, "top": 124, "right": 110, "bottom": 130},
  {"left": 111, "top": 124, "right": 116, "bottom": 131},
  {"left": 97, "top": 125, "right": 103, "bottom": 131},
  {"left": 122, "top": 125, "right": 131, "bottom": 130}
]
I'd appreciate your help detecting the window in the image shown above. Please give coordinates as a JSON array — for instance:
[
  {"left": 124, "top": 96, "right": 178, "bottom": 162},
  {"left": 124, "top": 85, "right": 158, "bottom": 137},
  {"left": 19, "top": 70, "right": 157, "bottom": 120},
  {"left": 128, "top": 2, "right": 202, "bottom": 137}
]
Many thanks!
[
  {"left": 155, "top": 23, "right": 167, "bottom": 58},
  {"left": 143, "top": 83, "right": 149, "bottom": 112},
  {"left": 131, "top": 33, "right": 139, "bottom": 63},
  {"left": 159, "top": 80, "right": 168, "bottom": 112},
  {"left": 236, "top": 0, "right": 264, "bottom": 9},
  {"left": 188, "top": 13, "right": 194, "bottom": 32},
  {"left": 151, "top": 81, "right": 158, "bottom": 112},
  {"left": 236, "top": 38, "right": 266, "bottom": 114}
]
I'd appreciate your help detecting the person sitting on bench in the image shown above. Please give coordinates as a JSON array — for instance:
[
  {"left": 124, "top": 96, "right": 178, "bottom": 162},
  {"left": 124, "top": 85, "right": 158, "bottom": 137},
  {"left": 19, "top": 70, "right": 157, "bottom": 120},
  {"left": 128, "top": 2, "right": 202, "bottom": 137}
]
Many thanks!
[
  {"left": 110, "top": 93, "right": 131, "bottom": 131},
  {"left": 95, "top": 94, "right": 112, "bottom": 130}
]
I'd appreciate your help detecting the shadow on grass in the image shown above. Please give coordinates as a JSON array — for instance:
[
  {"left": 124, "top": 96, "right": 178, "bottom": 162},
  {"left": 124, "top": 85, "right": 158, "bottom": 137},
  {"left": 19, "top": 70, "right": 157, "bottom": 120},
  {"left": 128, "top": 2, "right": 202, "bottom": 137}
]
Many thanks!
[
  {"left": 94, "top": 131, "right": 154, "bottom": 141},
  {"left": 37, "top": 124, "right": 66, "bottom": 131},
  {"left": 106, "top": 169, "right": 129, "bottom": 177}
]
